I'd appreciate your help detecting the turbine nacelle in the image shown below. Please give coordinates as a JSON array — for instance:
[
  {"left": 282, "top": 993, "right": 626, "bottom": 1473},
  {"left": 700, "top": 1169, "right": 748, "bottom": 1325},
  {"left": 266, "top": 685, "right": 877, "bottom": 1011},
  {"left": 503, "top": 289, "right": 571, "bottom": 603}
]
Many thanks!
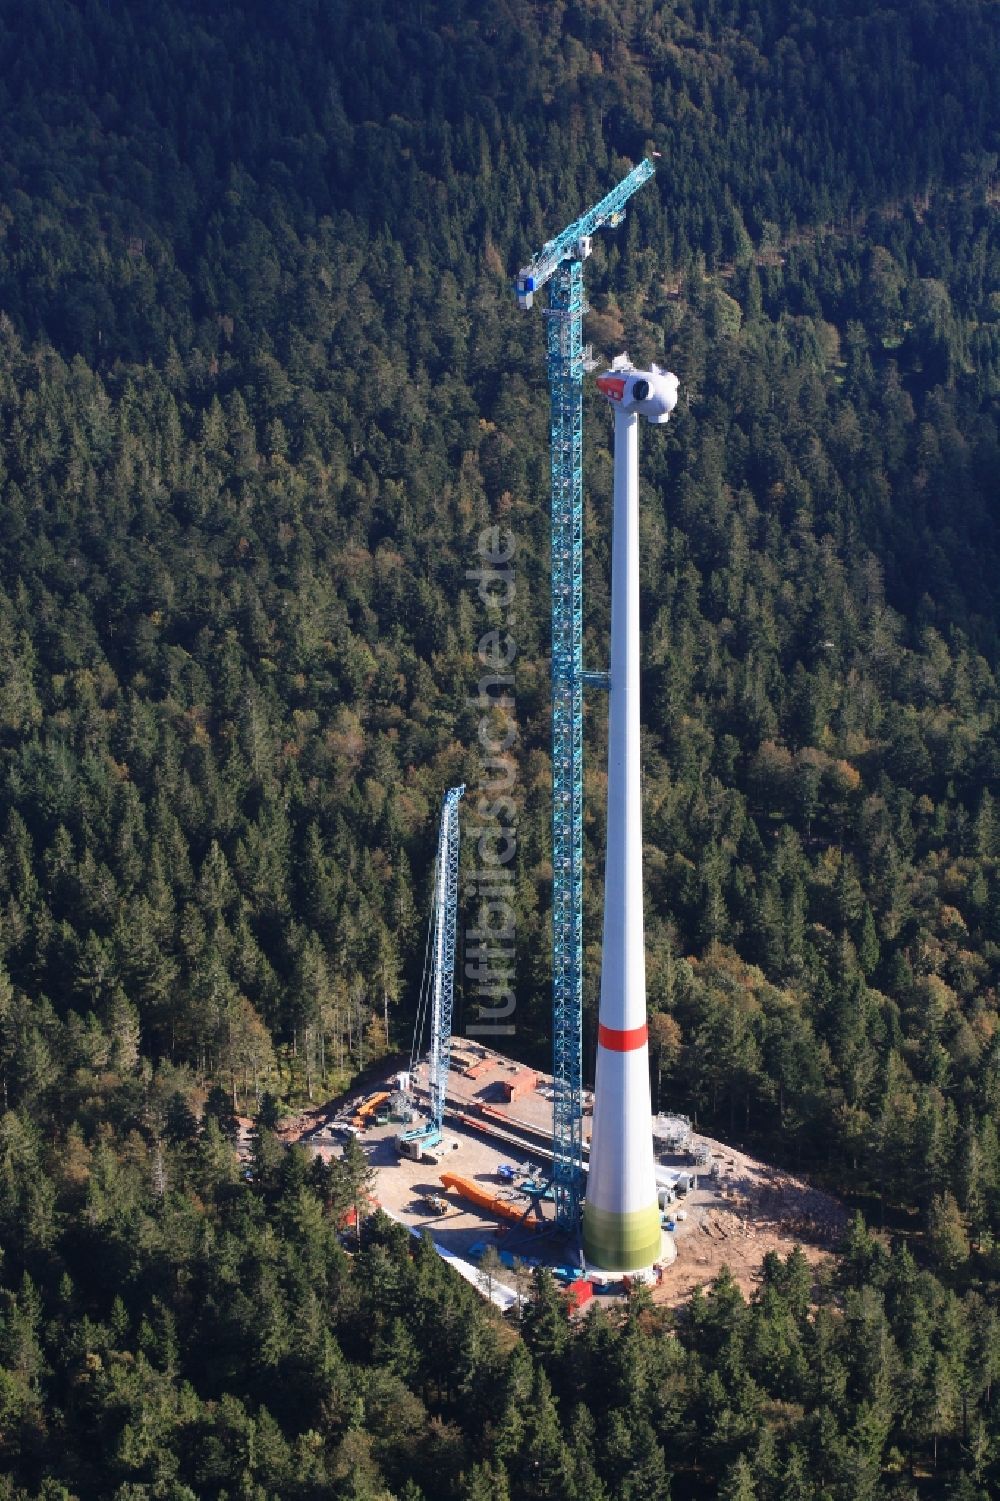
[{"left": 596, "top": 356, "right": 679, "bottom": 424}]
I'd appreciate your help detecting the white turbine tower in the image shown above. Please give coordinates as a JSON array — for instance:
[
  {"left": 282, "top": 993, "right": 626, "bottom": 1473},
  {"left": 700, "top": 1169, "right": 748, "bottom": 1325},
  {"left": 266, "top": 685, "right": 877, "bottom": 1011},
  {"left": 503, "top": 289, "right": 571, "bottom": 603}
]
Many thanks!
[{"left": 582, "top": 356, "right": 680, "bottom": 1276}]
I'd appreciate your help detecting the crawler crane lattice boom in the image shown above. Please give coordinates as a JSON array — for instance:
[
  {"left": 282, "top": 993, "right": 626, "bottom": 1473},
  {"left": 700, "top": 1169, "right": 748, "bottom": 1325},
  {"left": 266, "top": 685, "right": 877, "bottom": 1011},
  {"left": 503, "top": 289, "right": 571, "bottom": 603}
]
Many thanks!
[{"left": 397, "top": 785, "right": 464, "bottom": 1163}]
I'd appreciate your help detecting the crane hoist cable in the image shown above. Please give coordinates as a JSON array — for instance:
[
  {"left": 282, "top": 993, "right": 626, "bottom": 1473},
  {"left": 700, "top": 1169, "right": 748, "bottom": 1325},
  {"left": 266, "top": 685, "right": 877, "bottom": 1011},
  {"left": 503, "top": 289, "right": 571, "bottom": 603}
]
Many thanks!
[{"left": 397, "top": 785, "right": 465, "bottom": 1161}]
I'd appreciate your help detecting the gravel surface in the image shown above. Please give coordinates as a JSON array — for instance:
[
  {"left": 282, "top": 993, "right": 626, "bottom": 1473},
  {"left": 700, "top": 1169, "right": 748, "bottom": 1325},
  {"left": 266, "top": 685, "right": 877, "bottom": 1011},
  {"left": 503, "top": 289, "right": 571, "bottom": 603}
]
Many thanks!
[{"left": 282, "top": 1057, "right": 846, "bottom": 1305}]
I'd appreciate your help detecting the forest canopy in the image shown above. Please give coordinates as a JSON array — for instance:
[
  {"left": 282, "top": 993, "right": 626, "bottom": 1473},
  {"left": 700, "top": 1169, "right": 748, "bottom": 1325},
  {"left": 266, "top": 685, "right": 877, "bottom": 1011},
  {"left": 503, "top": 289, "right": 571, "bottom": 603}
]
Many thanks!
[{"left": 0, "top": 0, "right": 998, "bottom": 1495}]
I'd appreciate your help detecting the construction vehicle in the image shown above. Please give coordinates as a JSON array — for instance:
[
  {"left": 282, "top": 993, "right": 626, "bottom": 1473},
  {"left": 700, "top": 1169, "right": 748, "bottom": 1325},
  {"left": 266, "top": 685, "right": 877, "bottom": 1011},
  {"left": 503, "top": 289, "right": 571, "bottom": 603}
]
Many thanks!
[
  {"left": 397, "top": 786, "right": 464, "bottom": 1163},
  {"left": 349, "top": 1090, "right": 391, "bottom": 1131}
]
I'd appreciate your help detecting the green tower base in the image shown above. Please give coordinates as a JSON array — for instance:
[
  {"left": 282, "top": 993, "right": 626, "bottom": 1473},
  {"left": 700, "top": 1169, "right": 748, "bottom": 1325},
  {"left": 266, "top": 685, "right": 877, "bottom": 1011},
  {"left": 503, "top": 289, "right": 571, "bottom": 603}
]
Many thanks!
[{"left": 582, "top": 1200, "right": 662, "bottom": 1273}]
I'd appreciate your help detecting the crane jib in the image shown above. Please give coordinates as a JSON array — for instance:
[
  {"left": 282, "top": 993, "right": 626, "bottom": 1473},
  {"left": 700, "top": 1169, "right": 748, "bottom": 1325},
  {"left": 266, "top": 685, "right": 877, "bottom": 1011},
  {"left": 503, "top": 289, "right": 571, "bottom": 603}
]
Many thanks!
[{"left": 515, "top": 159, "right": 655, "bottom": 308}]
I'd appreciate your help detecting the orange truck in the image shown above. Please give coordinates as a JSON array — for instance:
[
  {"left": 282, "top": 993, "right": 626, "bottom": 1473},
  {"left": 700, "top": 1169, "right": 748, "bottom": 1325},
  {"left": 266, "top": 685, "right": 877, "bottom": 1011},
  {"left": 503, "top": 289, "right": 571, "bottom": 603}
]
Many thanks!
[{"left": 350, "top": 1091, "right": 390, "bottom": 1129}]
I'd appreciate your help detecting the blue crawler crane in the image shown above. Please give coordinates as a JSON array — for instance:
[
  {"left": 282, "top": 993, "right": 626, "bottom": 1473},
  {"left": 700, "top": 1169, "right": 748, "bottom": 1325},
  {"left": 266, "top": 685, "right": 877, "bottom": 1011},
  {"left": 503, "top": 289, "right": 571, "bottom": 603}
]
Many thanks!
[{"left": 397, "top": 786, "right": 465, "bottom": 1163}]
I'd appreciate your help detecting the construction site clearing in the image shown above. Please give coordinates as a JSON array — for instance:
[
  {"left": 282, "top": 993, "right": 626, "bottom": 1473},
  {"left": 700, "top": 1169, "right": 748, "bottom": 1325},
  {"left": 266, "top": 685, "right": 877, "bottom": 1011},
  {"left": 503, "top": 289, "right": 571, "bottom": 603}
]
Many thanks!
[{"left": 274, "top": 1040, "right": 847, "bottom": 1310}]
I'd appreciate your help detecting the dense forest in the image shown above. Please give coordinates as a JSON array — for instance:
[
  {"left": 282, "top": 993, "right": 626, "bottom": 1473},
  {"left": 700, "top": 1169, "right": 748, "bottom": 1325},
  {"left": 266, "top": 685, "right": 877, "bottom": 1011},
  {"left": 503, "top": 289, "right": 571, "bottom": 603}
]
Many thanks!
[
  {"left": 0, "top": 0, "right": 999, "bottom": 1494},
  {"left": 4, "top": 1125, "right": 999, "bottom": 1501}
]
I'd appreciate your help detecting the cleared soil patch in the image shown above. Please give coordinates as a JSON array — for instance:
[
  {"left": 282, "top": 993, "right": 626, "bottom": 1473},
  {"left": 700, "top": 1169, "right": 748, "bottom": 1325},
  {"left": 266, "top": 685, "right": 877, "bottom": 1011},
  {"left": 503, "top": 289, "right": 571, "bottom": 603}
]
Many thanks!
[{"left": 278, "top": 1048, "right": 845, "bottom": 1303}]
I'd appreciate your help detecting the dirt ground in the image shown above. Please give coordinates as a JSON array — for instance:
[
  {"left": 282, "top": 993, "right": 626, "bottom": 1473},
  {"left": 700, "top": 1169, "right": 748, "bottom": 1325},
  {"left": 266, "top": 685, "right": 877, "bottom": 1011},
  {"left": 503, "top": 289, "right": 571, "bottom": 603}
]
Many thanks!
[
  {"left": 281, "top": 1094, "right": 561, "bottom": 1265},
  {"left": 650, "top": 1136, "right": 845, "bottom": 1306},
  {"left": 273, "top": 1052, "right": 846, "bottom": 1308}
]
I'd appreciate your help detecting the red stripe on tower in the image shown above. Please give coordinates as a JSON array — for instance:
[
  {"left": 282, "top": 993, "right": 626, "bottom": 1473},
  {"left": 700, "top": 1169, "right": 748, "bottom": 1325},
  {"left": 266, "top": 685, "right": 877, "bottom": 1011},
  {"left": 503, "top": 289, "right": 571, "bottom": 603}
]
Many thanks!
[{"left": 598, "top": 1022, "right": 648, "bottom": 1052}]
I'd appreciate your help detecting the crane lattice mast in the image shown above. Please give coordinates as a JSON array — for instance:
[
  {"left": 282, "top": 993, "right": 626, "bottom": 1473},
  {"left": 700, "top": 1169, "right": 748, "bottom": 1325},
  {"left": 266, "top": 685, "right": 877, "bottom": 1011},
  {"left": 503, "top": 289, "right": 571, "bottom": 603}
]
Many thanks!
[
  {"left": 515, "top": 160, "right": 656, "bottom": 1231},
  {"left": 428, "top": 784, "right": 464, "bottom": 1135},
  {"left": 397, "top": 784, "right": 464, "bottom": 1162}
]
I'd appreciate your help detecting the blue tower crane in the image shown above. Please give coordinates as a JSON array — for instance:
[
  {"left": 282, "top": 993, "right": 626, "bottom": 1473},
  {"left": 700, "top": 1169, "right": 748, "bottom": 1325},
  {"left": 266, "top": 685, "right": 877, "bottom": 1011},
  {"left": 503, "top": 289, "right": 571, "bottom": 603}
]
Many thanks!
[
  {"left": 397, "top": 785, "right": 465, "bottom": 1164},
  {"left": 515, "top": 160, "right": 656, "bottom": 1231}
]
